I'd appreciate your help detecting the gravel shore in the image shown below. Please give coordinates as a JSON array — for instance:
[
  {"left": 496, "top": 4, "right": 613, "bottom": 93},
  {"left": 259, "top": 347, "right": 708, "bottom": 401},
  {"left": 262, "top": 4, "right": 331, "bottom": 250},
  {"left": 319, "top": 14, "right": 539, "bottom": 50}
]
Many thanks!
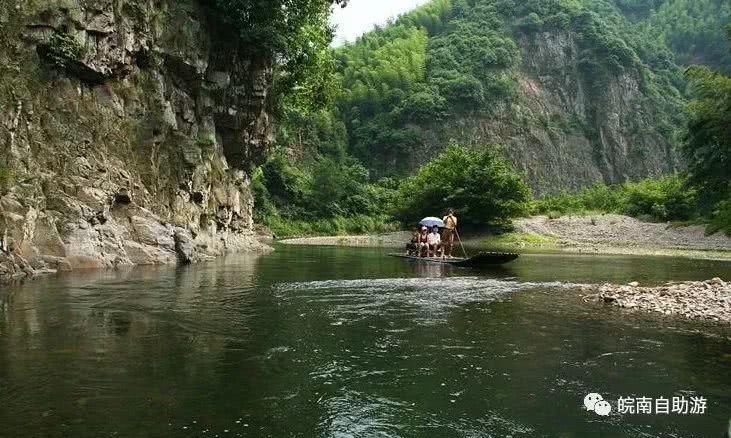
[
  {"left": 516, "top": 214, "right": 731, "bottom": 253},
  {"left": 582, "top": 278, "right": 731, "bottom": 324}
]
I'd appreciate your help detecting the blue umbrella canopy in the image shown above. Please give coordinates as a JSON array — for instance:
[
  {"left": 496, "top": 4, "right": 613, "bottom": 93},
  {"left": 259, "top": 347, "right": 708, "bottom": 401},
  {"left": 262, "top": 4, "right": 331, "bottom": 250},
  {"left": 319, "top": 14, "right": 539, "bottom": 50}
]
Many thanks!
[{"left": 419, "top": 217, "right": 445, "bottom": 228}]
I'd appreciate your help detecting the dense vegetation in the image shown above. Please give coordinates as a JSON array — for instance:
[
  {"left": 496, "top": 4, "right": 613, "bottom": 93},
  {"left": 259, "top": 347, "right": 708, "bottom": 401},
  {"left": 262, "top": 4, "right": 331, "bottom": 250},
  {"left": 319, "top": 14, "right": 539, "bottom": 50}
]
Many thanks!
[
  {"left": 251, "top": 0, "right": 731, "bottom": 237},
  {"left": 210, "top": 0, "right": 347, "bottom": 108},
  {"left": 633, "top": 0, "right": 731, "bottom": 71},
  {"left": 680, "top": 26, "right": 731, "bottom": 235},
  {"left": 393, "top": 146, "right": 531, "bottom": 227},
  {"left": 533, "top": 176, "right": 698, "bottom": 221},
  {"left": 683, "top": 63, "right": 731, "bottom": 205},
  {"left": 328, "top": 0, "right": 686, "bottom": 176},
  {"left": 252, "top": 149, "right": 399, "bottom": 236}
]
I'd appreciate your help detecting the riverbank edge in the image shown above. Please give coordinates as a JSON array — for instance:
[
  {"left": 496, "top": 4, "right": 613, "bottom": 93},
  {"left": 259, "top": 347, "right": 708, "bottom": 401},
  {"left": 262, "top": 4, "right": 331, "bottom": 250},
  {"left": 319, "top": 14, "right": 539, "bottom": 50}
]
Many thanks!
[
  {"left": 0, "top": 239, "right": 273, "bottom": 286},
  {"left": 279, "top": 214, "right": 731, "bottom": 261},
  {"left": 279, "top": 235, "right": 731, "bottom": 261},
  {"left": 280, "top": 236, "right": 731, "bottom": 261}
]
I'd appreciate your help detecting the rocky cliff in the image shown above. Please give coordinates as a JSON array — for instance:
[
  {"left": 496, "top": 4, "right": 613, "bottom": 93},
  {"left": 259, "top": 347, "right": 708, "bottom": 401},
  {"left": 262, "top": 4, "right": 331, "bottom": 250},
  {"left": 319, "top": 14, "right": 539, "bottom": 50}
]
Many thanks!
[
  {"left": 334, "top": 1, "right": 685, "bottom": 197},
  {"left": 0, "top": 0, "right": 273, "bottom": 282},
  {"left": 423, "top": 30, "right": 681, "bottom": 196}
]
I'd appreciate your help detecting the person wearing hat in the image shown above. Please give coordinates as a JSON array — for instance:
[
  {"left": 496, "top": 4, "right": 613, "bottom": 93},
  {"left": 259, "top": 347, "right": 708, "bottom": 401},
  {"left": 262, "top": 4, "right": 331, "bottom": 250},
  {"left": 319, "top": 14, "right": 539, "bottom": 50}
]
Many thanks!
[
  {"left": 418, "top": 226, "right": 430, "bottom": 257},
  {"left": 442, "top": 208, "right": 458, "bottom": 258}
]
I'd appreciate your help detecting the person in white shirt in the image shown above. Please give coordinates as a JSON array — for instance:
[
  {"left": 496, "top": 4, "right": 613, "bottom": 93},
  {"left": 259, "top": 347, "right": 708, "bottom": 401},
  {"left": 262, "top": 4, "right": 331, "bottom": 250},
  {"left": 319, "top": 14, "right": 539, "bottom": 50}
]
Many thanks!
[{"left": 426, "top": 226, "right": 442, "bottom": 257}]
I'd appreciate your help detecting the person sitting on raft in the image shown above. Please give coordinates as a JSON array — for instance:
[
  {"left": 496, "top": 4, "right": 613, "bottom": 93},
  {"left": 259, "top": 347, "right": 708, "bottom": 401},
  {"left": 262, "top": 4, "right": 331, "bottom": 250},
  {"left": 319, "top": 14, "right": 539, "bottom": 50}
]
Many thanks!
[
  {"left": 427, "top": 225, "right": 442, "bottom": 257},
  {"left": 406, "top": 228, "right": 420, "bottom": 255},
  {"left": 418, "top": 226, "right": 430, "bottom": 257}
]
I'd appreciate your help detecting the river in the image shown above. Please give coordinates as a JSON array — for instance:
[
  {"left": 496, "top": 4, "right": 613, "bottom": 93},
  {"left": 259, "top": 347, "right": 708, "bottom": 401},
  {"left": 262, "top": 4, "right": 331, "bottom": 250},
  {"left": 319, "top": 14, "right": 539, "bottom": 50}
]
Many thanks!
[{"left": 1, "top": 245, "right": 730, "bottom": 437}]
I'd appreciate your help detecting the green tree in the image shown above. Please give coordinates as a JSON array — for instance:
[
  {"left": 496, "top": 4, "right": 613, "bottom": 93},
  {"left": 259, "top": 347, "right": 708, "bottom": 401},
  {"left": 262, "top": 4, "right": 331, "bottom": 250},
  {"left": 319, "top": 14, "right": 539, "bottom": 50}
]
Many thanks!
[
  {"left": 309, "top": 158, "right": 374, "bottom": 216},
  {"left": 645, "top": 0, "right": 731, "bottom": 71},
  {"left": 255, "top": 150, "right": 311, "bottom": 216},
  {"left": 211, "top": 0, "right": 347, "bottom": 110},
  {"left": 393, "top": 146, "right": 532, "bottom": 227},
  {"left": 327, "top": 0, "right": 685, "bottom": 179},
  {"left": 398, "top": 87, "right": 447, "bottom": 123},
  {"left": 432, "top": 71, "right": 486, "bottom": 110},
  {"left": 683, "top": 30, "right": 731, "bottom": 203}
]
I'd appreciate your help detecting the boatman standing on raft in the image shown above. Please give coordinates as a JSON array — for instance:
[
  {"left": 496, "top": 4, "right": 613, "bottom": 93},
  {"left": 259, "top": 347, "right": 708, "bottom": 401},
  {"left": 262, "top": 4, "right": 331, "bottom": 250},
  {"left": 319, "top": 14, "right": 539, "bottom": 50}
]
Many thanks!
[{"left": 442, "top": 208, "right": 457, "bottom": 258}]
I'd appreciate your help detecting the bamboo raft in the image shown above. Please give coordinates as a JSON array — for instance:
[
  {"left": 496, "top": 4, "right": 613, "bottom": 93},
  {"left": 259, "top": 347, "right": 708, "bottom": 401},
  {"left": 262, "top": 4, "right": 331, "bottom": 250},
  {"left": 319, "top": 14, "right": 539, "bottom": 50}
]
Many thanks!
[{"left": 389, "top": 252, "right": 519, "bottom": 267}]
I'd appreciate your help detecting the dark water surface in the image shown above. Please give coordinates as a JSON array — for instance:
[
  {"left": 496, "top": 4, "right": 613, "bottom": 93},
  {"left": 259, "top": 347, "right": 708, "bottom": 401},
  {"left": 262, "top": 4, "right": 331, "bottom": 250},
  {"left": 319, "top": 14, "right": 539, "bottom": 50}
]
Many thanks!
[{"left": 1, "top": 246, "right": 730, "bottom": 437}]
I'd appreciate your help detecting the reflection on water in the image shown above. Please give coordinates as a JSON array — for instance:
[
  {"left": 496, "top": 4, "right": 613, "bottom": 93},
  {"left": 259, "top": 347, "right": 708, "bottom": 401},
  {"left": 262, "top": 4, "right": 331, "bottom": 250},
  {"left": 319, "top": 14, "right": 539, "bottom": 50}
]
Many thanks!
[{"left": 0, "top": 246, "right": 730, "bottom": 437}]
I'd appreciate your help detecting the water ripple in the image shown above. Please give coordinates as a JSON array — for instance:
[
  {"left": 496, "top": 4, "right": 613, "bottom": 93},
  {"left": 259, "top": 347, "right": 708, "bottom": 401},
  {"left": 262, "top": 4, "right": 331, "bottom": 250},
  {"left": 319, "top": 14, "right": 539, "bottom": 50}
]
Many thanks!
[{"left": 275, "top": 277, "right": 583, "bottom": 325}]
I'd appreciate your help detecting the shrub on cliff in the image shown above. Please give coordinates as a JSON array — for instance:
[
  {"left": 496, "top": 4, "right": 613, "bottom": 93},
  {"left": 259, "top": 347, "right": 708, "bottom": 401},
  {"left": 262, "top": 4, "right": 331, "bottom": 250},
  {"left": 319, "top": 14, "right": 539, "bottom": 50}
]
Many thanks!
[
  {"left": 0, "top": 165, "right": 13, "bottom": 194},
  {"left": 393, "top": 146, "right": 532, "bottom": 227},
  {"left": 211, "top": 0, "right": 346, "bottom": 111}
]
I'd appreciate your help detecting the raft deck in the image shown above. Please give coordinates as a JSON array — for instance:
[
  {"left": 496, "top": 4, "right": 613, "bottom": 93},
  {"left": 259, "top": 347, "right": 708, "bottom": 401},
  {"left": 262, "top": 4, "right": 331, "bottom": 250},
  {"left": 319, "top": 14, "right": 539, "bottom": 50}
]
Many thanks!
[{"left": 389, "top": 252, "right": 519, "bottom": 267}]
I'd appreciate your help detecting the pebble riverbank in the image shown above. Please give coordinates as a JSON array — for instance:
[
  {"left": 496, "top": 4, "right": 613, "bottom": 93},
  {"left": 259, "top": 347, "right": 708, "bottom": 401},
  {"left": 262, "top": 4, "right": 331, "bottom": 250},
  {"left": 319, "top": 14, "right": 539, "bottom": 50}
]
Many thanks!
[
  {"left": 582, "top": 278, "right": 731, "bottom": 324},
  {"left": 516, "top": 214, "right": 731, "bottom": 254}
]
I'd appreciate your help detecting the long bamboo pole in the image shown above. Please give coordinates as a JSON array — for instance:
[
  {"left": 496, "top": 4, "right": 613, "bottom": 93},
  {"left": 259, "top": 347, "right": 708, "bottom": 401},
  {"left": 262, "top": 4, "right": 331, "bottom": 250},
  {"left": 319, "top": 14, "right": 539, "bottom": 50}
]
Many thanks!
[{"left": 454, "top": 228, "right": 468, "bottom": 258}]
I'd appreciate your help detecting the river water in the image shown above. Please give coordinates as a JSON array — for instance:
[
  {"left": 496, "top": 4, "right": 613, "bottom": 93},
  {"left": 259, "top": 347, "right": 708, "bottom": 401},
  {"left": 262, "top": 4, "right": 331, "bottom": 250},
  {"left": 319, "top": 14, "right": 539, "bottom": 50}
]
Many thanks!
[{"left": 1, "top": 245, "right": 730, "bottom": 437}]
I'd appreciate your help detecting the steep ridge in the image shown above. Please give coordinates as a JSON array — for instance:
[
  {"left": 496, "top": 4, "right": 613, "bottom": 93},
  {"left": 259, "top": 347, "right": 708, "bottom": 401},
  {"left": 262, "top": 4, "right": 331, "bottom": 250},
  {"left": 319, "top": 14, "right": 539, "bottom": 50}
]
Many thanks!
[
  {"left": 431, "top": 26, "right": 680, "bottom": 194},
  {"left": 333, "top": 0, "right": 689, "bottom": 195},
  {"left": 0, "top": 0, "right": 273, "bottom": 281}
]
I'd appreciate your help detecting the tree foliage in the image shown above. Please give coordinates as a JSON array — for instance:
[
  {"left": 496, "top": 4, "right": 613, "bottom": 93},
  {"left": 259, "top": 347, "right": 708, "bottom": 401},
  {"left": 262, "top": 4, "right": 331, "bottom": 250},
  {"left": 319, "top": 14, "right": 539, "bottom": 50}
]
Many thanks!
[
  {"left": 393, "top": 146, "right": 532, "bottom": 227},
  {"left": 249, "top": 0, "right": 730, "bottom": 234},
  {"left": 682, "top": 31, "right": 731, "bottom": 204},
  {"left": 604, "top": 0, "right": 731, "bottom": 71},
  {"left": 211, "top": 0, "right": 345, "bottom": 56},
  {"left": 326, "top": 0, "right": 686, "bottom": 177},
  {"left": 253, "top": 149, "right": 397, "bottom": 226},
  {"left": 533, "top": 175, "right": 698, "bottom": 221},
  {"left": 646, "top": 0, "right": 731, "bottom": 71},
  {"left": 210, "top": 0, "right": 347, "bottom": 110}
]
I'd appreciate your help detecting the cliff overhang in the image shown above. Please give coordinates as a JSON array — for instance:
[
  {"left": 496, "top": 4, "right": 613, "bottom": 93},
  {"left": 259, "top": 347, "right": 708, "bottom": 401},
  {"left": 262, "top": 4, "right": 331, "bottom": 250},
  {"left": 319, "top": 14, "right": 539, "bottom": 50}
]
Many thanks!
[{"left": 0, "top": 0, "right": 274, "bottom": 282}]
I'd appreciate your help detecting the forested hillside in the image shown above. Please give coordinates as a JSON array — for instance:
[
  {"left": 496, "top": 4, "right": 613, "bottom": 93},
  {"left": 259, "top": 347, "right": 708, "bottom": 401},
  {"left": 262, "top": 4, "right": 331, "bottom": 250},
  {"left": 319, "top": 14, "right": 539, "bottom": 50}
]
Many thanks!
[
  {"left": 330, "top": 0, "right": 686, "bottom": 183},
  {"left": 251, "top": 0, "right": 730, "bottom": 235},
  {"left": 616, "top": 0, "right": 731, "bottom": 71}
]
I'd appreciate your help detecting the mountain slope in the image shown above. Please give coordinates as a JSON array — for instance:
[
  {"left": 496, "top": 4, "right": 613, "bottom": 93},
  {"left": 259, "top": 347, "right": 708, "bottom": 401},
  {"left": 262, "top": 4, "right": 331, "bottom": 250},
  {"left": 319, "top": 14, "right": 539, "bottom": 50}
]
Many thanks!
[
  {"left": 615, "top": 0, "right": 731, "bottom": 71},
  {"left": 331, "top": 0, "right": 690, "bottom": 195}
]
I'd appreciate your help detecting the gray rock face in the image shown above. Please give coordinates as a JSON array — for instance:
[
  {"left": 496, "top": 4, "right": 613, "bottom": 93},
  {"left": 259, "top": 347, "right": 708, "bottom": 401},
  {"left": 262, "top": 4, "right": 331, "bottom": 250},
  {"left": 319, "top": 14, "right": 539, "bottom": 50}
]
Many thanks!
[
  {"left": 0, "top": 251, "right": 36, "bottom": 283},
  {"left": 0, "top": 0, "right": 271, "bottom": 282},
  {"left": 420, "top": 30, "right": 680, "bottom": 196}
]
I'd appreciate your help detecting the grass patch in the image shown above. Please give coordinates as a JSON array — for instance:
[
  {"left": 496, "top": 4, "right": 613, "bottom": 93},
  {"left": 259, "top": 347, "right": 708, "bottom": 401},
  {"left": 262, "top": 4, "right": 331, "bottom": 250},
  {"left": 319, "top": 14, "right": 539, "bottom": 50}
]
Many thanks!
[{"left": 265, "top": 214, "right": 400, "bottom": 238}]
